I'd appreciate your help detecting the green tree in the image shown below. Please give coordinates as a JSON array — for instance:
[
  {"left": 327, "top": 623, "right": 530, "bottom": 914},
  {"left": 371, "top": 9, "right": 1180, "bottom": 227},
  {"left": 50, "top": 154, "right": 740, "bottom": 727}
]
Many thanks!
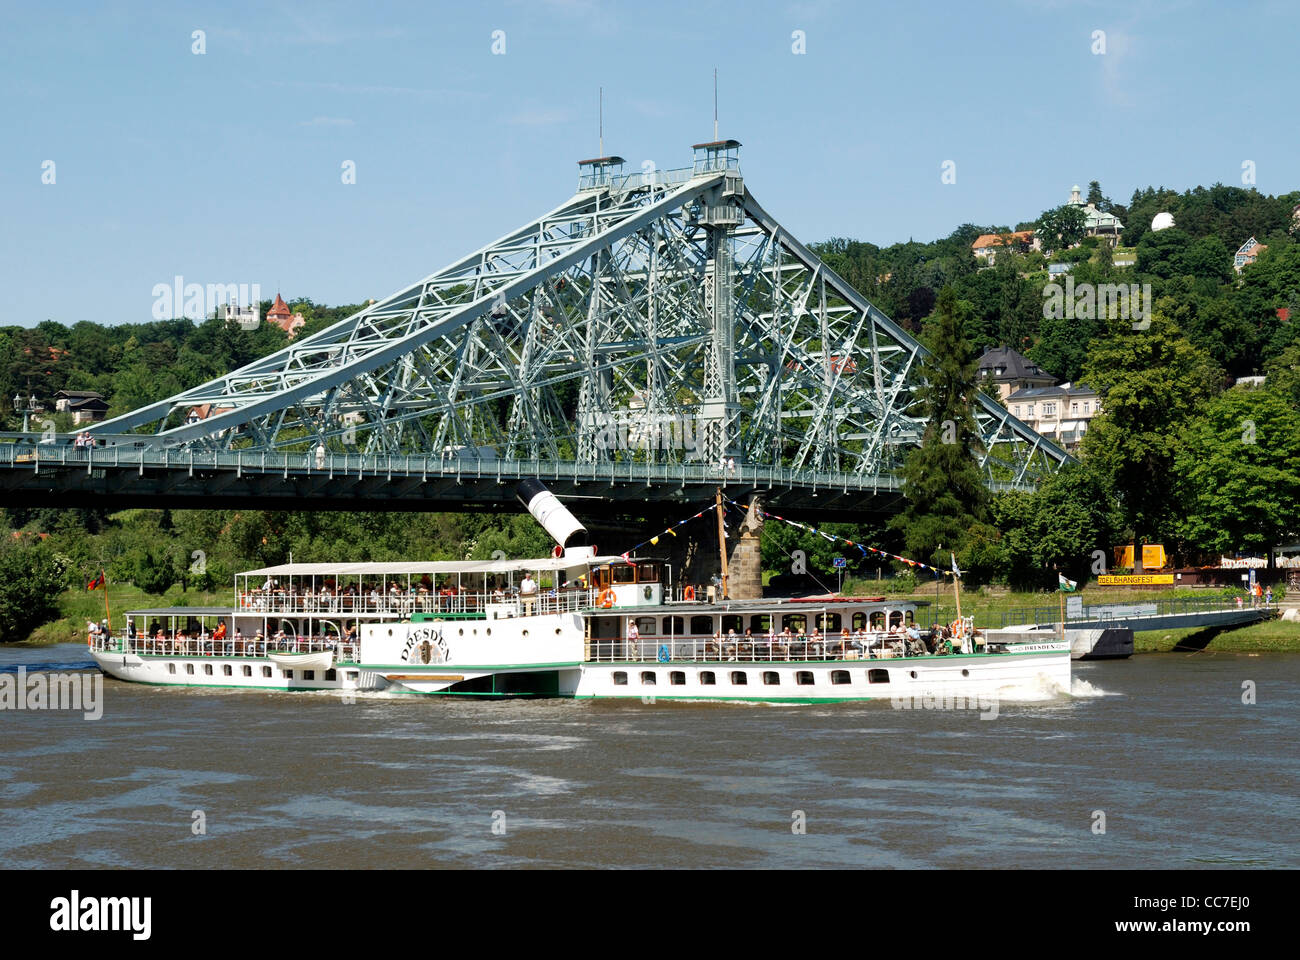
[
  {"left": 1036, "top": 205, "right": 1087, "bottom": 254},
  {"left": 889, "top": 287, "right": 992, "bottom": 578},
  {"left": 0, "top": 538, "right": 67, "bottom": 643},
  {"left": 1174, "top": 386, "right": 1300, "bottom": 556},
  {"left": 1080, "top": 310, "right": 1221, "bottom": 571}
]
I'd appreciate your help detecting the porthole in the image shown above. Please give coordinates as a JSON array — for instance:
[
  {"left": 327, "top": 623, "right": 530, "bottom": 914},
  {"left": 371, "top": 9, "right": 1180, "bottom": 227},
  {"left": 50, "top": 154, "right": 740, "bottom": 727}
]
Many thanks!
[
  {"left": 262, "top": 666, "right": 272, "bottom": 678},
  {"left": 459, "top": 628, "right": 464, "bottom": 636},
  {"left": 796, "top": 671, "right": 814, "bottom": 685},
  {"left": 699, "top": 671, "right": 716, "bottom": 685},
  {"left": 830, "top": 670, "right": 850, "bottom": 685},
  {"left": 387, "top": 628, "right": 393, "bottom": 636},
  {"left": 486, "top": 628, "right": 491, "bottom": 636},
  {"left": 613, "top": 671, "right": 628, "bottom": 685},
  {"left": 670, "top": 671, "right": 686, "bottom": 685},
  {"left": 640, "top": 671, "right": 657, "bottom": 685},
  {"left": 910, "top": 670, "right": 918, "bottom": 679},
  {"left": 868, "top": 669, "right": 890, "bottom": 684},
  {"left": 762, "top": 671, "right": 780, "bottom": 686},
  {"left": 962, "top": 669, "right": 969, "bottom": 677},
  {"left": 185, "top": 664, "right": 194, "bottom": 675},
  {"left": 730, "top": 671, "right": 748, "bottom": 685},
  {"left": 222, "top": 665, "right": 232, "bottom": 676},
  {"left": 555, "top": 628, "right": 562, "bottom": 636},
  {"left": 242, "top": 665, "right": 252, "bottom": 677},
  {"left": 522, "top": 630, "right": 529, "bottom": 637},
  {"left": 167, "top": 663, "right": 176, "bottom": 675}
]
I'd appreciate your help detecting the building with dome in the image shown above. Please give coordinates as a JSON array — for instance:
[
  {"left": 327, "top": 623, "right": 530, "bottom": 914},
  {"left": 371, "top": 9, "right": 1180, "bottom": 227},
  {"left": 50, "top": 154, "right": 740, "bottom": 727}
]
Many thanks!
[{"left": 1066, "top": 184, "right": 1123, "bottom": 245}]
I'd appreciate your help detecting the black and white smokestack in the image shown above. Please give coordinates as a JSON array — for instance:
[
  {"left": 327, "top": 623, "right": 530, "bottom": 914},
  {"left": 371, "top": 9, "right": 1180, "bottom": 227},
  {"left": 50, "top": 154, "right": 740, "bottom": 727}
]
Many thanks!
[{"left": 516, "top": 479, "right": 590, "bottom": 549}]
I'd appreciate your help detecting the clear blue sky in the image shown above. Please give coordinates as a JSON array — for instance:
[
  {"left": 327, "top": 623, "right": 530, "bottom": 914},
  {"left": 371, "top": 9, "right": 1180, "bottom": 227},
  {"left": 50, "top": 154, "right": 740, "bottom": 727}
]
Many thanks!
[{"left": 2, "top": 0, "right": 1297, "bottom": 328}]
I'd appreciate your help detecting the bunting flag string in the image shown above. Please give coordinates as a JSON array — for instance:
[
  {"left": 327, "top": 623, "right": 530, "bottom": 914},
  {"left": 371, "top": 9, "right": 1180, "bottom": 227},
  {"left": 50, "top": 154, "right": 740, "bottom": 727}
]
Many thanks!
[
  {"left": 724, "top": 499, "right": 959, "bottom": 579},
  {"left": 618, "top": 501, "right": 720, "bottom": 559}
]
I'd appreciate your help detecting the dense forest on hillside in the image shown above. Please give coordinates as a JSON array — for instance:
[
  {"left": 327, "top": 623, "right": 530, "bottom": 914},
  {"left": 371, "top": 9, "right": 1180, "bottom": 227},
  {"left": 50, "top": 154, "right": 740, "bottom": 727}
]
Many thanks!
[{"left": 4, "top": 180, "right": 1300, "bottom": 641}]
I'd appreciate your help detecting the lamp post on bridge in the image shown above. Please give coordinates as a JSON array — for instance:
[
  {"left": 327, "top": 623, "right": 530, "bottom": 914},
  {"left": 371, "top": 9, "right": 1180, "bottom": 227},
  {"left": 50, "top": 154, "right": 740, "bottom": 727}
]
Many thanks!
[{"left": 12, "top": 392, "right": 35, "bottom": 434}]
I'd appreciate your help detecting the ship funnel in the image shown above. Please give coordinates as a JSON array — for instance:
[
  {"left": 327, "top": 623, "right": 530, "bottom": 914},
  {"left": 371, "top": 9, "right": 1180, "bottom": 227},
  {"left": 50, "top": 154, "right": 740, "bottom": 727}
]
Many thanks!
[{"left": 517, "top": 479, "right": 590, "bottom": 551}]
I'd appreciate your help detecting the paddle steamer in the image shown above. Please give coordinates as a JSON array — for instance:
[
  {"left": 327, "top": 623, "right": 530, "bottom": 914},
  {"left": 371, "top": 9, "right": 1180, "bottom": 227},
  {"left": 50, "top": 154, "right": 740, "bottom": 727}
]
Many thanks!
[{"left": 89, "top": 484, "right": 1070, "bottom": 702}]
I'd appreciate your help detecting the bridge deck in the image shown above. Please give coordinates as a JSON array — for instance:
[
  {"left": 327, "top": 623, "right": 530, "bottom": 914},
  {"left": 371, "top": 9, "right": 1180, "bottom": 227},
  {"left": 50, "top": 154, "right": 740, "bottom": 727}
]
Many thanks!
[{"left": 0, "top": 439, "right": 1036, "bottom": 516}]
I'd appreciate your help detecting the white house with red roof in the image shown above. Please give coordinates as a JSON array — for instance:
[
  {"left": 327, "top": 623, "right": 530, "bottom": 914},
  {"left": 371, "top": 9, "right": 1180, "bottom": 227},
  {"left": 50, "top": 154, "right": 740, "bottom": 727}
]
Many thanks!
[{"left": 265, "top": 293, "right": 306, "bottom": 338}]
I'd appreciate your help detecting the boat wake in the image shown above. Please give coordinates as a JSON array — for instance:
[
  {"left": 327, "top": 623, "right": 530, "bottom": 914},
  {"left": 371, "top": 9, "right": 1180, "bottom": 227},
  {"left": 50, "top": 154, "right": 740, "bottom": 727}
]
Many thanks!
[{"left": 1068, "top": 676, "right": 1117, "bottom": 698}]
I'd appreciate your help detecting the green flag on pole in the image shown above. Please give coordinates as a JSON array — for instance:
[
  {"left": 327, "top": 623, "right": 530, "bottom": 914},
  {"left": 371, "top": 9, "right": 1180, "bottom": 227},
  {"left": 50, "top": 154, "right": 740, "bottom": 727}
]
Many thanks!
[{"left": 1058, "top": 572, "right": 1078, "bottom": 592}]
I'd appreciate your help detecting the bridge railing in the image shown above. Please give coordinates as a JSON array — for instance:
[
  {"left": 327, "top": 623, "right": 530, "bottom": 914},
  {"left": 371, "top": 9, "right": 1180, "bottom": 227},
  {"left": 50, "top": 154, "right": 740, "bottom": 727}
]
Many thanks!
[
  {"left": 0, "top": 434, "right": 1040, "bottom": 496},
  {"left": 990, "top": 594, "right": 1266, "bottom": 630}
]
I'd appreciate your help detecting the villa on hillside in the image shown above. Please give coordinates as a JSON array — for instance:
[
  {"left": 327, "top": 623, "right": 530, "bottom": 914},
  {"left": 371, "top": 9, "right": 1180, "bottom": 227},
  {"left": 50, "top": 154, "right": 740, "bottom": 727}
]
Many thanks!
[
  {"left": 976, "top": 346, "right": 1056, "bottom": 401},
  {"left": 266, "top": 293, "right": 306, "bottom": 338},
  {"left": 1007, "top": 382, "right": 1101, "bottom": 451},
  {"left": 53, "top": 389, "right": 109, "bottom": 424},
  {"left": 1234, "top": 237, "right": 1267, "bottom": 273},
  {"left": 971, "top": 230, "right": 1040, "bottom": 264},
  {"left": 1065, "top": 185, "right": 1124, "bottom": 245}
]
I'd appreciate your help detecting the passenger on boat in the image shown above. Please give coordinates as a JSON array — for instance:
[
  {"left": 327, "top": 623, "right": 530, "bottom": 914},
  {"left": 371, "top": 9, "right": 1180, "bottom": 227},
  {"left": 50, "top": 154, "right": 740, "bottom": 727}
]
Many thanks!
[
  {"left": 840, "top": 627, "right": 852, "bottom": 657},
  {"left": 725, "top": 628, "right": 739, "bottom": 661},
  {"left": 520, "top": 574, "right": 538, "bottom": 616},
  {"left": 626, "top": 620, "right": 640, "bottom": 659}
]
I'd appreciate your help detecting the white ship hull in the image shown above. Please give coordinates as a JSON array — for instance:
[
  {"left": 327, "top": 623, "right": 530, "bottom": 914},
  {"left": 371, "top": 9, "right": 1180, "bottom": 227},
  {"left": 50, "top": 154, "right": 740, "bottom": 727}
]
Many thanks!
[{"left": 91, "top": 644, "right": 1068, "bottom": 703}]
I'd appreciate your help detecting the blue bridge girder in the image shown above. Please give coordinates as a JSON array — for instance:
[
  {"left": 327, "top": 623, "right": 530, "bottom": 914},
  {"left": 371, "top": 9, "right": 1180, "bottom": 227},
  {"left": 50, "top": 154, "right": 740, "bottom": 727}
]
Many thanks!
[{"left": 4, "top": 144, "right": 1071, "bottom": 511}]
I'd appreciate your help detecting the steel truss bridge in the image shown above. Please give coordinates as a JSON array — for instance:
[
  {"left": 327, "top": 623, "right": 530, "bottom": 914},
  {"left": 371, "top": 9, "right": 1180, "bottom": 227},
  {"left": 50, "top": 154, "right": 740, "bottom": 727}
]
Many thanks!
[{"left": 1, "top": 142, "right": 1070, "bottom": 516}]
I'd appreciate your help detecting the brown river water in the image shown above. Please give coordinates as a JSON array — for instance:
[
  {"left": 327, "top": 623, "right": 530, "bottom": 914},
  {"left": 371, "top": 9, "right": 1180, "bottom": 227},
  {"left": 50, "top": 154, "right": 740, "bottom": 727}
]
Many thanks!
[{"left": 1, "top": 643, "right": 1296, "bottom": 869}]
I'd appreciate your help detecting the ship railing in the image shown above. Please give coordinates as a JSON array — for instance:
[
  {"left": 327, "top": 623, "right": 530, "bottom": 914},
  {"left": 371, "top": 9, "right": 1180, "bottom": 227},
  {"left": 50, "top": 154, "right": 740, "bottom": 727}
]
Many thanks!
[
  {"left": 584, "top": 635, "right": 928, "bottom": 663},
  {"left": 93, "top": 634, "right": 359, "bottom": 662},
  {"left": 235, "top": 589, "right": 595, "bottom": 618}
]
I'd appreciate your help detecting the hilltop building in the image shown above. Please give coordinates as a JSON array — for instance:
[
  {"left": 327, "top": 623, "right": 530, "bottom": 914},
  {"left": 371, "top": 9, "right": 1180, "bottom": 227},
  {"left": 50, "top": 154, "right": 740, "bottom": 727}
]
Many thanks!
[
  {"left": 1066, "top": 185, "right": 1123, "bottom": 244},
  {"left": 266, "top": 293, "right": 306, "bottom": 338},
  {"left": 971, "top": 230, "right": 1040, "bottom": 264},
  {"left": 1234, "top": 237, "right": 1266, "bottom": 273},
  {"left": 976, "top": 346, "right": 1056, "bottom": 401}
]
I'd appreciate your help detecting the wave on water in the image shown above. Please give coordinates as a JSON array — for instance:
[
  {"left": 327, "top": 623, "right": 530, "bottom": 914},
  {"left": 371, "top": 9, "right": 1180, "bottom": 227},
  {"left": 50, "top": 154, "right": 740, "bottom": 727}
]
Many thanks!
[
  {"left": 1069, "top": 676, "right": 1117, "bottom": 698},
  {"left": 0, "top": 662, "right": 98, "bottom": 673}
]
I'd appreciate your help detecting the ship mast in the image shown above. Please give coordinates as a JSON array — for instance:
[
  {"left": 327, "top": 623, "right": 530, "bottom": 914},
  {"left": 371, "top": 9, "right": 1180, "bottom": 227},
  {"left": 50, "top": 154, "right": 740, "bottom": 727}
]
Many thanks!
[{"left": 715, "top": 488, "right": 729, "bottom": 600}]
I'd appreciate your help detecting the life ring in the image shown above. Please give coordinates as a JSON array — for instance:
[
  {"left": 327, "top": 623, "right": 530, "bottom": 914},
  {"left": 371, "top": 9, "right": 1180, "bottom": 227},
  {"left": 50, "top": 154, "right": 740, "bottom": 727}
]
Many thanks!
[
  {"left": 599, "top": 588, "right": 615, "bottom": 608},
  {"left": 683, "top": 586, "right": 696, "bottom": 601},
  {"left": 657, "top": 645, "right": 671, "bottom": 663},
  {"left": 949, "top": 619, "right": 964, "bottom": 637}
]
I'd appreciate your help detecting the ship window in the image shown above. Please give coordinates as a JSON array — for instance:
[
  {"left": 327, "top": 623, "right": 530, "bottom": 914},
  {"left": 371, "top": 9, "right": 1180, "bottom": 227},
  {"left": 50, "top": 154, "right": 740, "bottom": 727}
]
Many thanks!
[
  {"left": 781, "top": 614, "right": 806, "bottom": 632},
  {"left": 869, "top": 611, "right": 885, "bottom": 630},
  {"left": 850, "top": 612, "right": 865, "bottom": 630},
  {"left": 612, "top": 565, "right": 636, "bottom": 584},
  {"left": 242, "top": 665, "right": 252, "bottom": 677},
  {"left": 262, "top": 666, "right": 272, "bottom": 678},
  {"left": 690, "top": 616, "right": 713, "bottom": 635},
  {"left": 888, "top": 611, "right": 903, "bottom": 629},
  {"left": 730, "top": 671, "right": 748, "bottom": 685},
  {"left": 796, "top": 671, "right": 814, "bottom": 685},
  {"left": 670, "top": 671, "right": 686, "bottom": 685},
  {"left": 185, "top": 664, "right": 194, "bottom": 675},
  {"left": 721, "top": 615, "right": 743, "bottom": 634},
  {"left": 640, "top": 671, "right": 656, "bottom": 685},
  {"left": 636, "top": 563, "right": 659, "bottom": 583},
  {"left": 905, "top": 610, "right": 915, "bottom": 625},
  {"left": 831, "top": 670, "right": 850, "bottom": 685},
  {"left": 167, "top": 663, "right": 176, "bottom": 675},
  {"left": 868, "top": 669, "right": 889, "bottom": 684},
  {"left": 613, "top": 671, "right": 628, "bottom": 685},
  {"left": 762, "top": 671, "right": 780, "bottom": 686},
  {"left": 203, "top": 664, "right": 213, "bottom": 676},
  {"left": 663, "top": 616, "right": 684, "bottom": 635},
  {"left": 304, "top": 670, "right": 315, "bottom": 680},
  {"left": 346, "top": 671, "right": 358, "bottom": 680},
  {"left": 222, "top": 665, "right": 232, "bottom": 676},
  {"left": 699, "top": 671, "right": 716, "bottom": 685},
  {"left": 750, "top": 614, "right": 771, "bottom": 633},
  {"left": 819, "top": 613, "right": 841, "bottom": 632},
  {"left": 325, "top": 669, "right": 337, "bottom": 681},
  {"left": 636, "top": 617, "right": 656, "bottom": 636}
]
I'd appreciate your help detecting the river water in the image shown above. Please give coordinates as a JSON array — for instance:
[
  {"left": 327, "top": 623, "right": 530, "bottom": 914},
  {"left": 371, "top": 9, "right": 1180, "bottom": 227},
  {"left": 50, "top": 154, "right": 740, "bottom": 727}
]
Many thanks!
[{"left": 1, "top": 643, "right": 1296, "bottom": 869}]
